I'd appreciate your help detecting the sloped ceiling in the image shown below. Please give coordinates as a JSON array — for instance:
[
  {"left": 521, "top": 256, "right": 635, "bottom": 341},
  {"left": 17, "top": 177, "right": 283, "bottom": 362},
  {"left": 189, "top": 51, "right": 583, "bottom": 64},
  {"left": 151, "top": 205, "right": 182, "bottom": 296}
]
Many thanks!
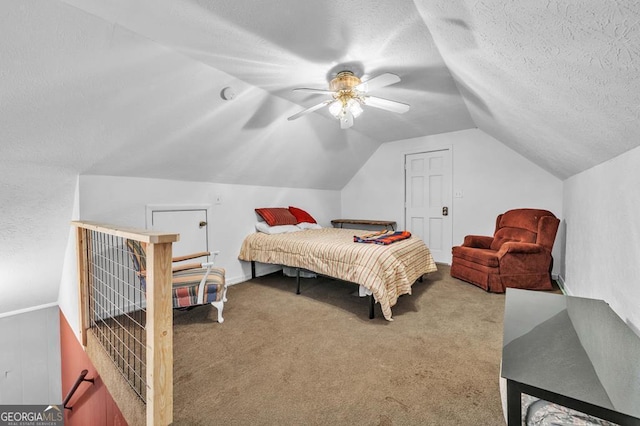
[
  {"left": 60, "top": 0, "right": 475, "bottom": 150},
  {"left": 415, "top": 0, "right": 640, "bottom": 178},
  {"left": 61, "top": 0, "right": 640, "bottom": 180}
]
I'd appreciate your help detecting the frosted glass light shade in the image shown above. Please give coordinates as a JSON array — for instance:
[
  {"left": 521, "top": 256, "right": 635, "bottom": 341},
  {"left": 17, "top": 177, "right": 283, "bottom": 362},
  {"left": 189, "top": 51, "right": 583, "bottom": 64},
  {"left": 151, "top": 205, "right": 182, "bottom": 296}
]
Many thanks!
[
  {"left": 328, "top": 101, "right": 343, "bottom": 117},
  {"left": 348, "top": 99, "right": 363, "bottom": 118}
]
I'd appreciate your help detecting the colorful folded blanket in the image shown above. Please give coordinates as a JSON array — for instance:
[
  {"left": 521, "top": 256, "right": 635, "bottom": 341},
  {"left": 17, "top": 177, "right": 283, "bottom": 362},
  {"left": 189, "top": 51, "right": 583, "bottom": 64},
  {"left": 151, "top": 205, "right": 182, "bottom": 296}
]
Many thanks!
[{"left": 354, "top": 230, "right": 412, "bottom": 245}]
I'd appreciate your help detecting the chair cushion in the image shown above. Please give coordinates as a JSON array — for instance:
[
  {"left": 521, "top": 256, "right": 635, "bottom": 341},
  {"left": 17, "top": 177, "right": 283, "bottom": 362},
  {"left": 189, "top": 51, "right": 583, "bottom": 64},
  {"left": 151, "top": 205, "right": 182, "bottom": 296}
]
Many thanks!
[
  {"left": 452, "top": 246, "right": 500, "bottom": 268},
  {"left": 172, "top": 267, "right": 226, "bottom": 307},
  {"left": 490, "top": 227, "right": 536, "bottom": 251}
]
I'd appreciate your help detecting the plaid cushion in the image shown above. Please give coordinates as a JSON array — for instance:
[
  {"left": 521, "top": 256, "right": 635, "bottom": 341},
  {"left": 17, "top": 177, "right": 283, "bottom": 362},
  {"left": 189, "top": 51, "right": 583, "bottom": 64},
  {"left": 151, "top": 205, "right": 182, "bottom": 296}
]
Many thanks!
[{"left": 172, "top": 267, "right": 226, "bottom": 307}]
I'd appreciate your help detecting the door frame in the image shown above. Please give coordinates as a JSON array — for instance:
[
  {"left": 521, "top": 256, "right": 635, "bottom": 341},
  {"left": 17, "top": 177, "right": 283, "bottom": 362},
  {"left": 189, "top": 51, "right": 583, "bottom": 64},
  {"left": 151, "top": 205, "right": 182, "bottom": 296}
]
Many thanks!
[{"left": 403, "top": 144, "right": 453, "bottom": 264}]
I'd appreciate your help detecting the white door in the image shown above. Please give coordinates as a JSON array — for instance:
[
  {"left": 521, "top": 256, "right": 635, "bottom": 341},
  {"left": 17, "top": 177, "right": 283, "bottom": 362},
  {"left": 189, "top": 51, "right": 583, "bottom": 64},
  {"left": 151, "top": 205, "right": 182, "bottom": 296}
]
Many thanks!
[
  {"left": 405, "top": 149, "right": 452, "bottom": 264},
  {"left": 148, "top": 208, "right": 210, "bottom": 264}
]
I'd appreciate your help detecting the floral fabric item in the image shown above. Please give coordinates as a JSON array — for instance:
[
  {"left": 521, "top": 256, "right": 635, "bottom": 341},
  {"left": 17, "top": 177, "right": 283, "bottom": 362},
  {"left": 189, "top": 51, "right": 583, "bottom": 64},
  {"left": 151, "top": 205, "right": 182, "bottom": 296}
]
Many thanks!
[{"left": 523, "top": 394, "right": 619, "bottom": 426}]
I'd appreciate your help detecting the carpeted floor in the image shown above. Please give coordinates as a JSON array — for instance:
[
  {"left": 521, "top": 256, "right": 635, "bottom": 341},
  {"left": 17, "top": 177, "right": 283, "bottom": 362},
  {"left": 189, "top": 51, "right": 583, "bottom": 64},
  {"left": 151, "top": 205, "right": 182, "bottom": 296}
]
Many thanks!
[{"left": 172, "top": 265, "right": 509, "bottom": 425}]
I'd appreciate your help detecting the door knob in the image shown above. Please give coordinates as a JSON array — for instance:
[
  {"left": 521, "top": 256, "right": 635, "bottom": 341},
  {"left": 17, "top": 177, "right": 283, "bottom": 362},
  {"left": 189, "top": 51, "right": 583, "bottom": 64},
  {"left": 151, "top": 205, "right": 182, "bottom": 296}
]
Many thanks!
[
  {"left": 199, "top": 221, "right": 207, "bottom": 228},
  {"left": 442, "top": 207, "right": 449, "bottom": 216}
]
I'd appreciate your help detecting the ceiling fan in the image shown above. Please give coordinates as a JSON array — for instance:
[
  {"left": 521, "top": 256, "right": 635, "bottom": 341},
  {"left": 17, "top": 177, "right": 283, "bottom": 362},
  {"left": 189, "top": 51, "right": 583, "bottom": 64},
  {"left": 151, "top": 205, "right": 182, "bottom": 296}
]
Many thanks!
[{"left": 287, "top": 70, "right": 410, "bottom": 129}]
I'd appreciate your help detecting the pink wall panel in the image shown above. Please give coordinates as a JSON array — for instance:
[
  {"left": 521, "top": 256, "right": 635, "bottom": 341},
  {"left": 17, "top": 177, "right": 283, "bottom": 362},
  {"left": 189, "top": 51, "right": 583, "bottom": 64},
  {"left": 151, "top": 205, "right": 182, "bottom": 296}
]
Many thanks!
[{"left": 59, "top": 310, "right": 127, "bottom": 426}]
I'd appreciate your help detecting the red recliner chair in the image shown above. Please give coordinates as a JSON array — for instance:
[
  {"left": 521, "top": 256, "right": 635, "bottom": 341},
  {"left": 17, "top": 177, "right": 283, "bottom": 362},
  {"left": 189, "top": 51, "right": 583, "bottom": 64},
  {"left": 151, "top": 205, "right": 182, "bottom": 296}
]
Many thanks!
[{"left": 451, "top": 208, "right": 559, "bottom": 293}]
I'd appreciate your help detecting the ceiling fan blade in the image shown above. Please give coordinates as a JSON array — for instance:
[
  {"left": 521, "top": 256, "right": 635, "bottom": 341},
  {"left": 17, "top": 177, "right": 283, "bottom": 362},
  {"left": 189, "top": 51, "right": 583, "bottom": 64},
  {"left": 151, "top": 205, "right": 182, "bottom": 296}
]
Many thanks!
[
  {"left": 363, "top": 96, "right": 410, "bottom": 114},
  {"left": 293, "top": 88, "right": 336, "bottom": 95},
  {"left": 287, "top": 99, "right": 335, "bottom": 121},
  {"left": 354, "top": 73, "right": 401, "bottom": 92},
  {"left": 340, "top": 110, "right": 354, "bottom": 129}
]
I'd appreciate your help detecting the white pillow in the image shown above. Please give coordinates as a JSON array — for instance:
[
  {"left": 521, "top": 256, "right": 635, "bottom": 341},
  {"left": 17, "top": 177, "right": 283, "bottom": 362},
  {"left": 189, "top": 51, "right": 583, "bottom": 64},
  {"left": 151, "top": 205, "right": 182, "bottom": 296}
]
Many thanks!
[
  {"left": 297, "top": 222, "right": 322, "bottom": 230},
  {"left": 255, "top": 222, "right": 301, "bottom": 234}
]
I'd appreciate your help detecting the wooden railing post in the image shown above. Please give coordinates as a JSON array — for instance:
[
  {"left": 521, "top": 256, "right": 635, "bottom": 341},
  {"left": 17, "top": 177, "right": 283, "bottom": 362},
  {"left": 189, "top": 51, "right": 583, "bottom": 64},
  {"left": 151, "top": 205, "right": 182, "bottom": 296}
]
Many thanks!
[
  {"left": 146, "top": 241, "right": 174, "bottom": 426},
  {"left": 75, "top": 227, "right": 89, "bottom": 347},
  {"left": 72, "top": 221, "right": 178, "bottom": 426}
]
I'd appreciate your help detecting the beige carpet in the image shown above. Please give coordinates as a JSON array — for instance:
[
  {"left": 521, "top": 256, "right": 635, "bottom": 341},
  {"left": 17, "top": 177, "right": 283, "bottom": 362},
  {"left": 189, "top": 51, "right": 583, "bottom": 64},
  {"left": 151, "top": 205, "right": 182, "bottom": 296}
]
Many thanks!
[{"left": 172, "top": 265, "right": 508, "bottom": 425}]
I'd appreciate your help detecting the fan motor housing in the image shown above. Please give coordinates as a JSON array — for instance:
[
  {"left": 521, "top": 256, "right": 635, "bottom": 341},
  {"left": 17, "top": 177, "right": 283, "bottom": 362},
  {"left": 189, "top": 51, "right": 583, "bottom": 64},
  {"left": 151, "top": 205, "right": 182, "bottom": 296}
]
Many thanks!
[{"left": 329, "top": 71, "right": 361, "bottom": 91}]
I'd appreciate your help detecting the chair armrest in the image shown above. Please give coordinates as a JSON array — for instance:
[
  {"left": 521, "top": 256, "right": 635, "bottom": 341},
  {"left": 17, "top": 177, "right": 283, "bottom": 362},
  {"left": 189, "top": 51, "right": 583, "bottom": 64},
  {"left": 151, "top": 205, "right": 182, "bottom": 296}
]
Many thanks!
[
  {"left": 172, "top": 262, "right": 204, "bottom": 273},
  {"left": 497, "top": 242, "right": 547, "bottom": 257},
  {"left": 172, "top": 250, "right": 219, "bottom": 263},
  {"left": 172, "top": 251, "right": 221, "bottom": 273},
  {"left": 497, "top": 242, "right": 552, "bottom": 273},
  {"left": 462, "top": 235, "right": 494, "bottom": 249},
  {"left": 172, "top": 251, "right": 210, "bottom": 263}
]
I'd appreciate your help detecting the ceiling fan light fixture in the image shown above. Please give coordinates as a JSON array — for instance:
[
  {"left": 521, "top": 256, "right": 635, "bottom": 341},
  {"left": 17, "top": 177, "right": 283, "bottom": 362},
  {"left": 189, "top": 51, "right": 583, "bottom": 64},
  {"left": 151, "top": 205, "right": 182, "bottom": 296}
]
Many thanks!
[
  {"left": 288, "top": 69, "right": 408, "bottom": 129},
  {"left": 329, "top": 98, "right": 363, "bottom": 121}
]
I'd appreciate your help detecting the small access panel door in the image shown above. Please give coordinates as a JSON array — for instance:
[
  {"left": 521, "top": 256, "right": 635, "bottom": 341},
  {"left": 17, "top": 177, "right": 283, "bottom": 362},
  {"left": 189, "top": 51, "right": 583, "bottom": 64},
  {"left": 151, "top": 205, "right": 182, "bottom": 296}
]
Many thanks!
[{"left": 148, "top": 207, "right": 210, "bottom": 264}]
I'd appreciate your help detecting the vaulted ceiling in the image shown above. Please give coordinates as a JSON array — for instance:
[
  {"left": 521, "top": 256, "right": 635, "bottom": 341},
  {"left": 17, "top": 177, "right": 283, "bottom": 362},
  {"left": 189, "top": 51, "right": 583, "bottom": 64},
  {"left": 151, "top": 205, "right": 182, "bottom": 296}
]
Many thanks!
[
  {"left": 59, "top": 0, "right": 640, "bottom": 181},
  {"left": 4, "top": 0, "right": 639, "bottom": 191}
]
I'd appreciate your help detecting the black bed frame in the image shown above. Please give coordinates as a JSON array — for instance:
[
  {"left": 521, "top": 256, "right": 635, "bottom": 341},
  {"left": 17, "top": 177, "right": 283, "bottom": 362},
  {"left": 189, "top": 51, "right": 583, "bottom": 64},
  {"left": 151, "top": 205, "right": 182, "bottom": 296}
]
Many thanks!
[{"left": 251, "top": 260, "right": 377, "bottom": 319}]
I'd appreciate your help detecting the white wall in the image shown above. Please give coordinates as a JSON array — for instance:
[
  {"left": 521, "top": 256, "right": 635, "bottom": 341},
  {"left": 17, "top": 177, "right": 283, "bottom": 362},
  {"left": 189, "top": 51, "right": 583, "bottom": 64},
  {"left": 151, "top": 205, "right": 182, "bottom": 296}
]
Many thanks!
[
  {"left": 57, "top": 175, "right": 341, "bottom": 333},
  {"left": 0, "top": 306, "right": 61, "bottom": 405},
  {"left": 0, "top": 163, "right": 78, "bottom": 316},
  {"left": 563, "top": 145, "right": 640, "bottom": 334},
  {"left": 58, "top": 178, "right": 80, "bottom": 340},
  {"left": 341, "top": 129, "right": 564, "bottom": 269},
  {"left": 78, "top": 175, "right": 342, "bottom": 283}
]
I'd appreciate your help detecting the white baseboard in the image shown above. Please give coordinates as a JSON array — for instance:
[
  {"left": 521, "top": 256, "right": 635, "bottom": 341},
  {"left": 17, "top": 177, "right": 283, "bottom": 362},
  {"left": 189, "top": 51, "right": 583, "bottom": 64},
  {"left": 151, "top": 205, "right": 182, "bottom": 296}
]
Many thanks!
[
  {"left": 555, "top": 274, "right": 571, "bottom": 295},
  {"left": 226, "top": 264, "right": 283, "bottom": 286}
]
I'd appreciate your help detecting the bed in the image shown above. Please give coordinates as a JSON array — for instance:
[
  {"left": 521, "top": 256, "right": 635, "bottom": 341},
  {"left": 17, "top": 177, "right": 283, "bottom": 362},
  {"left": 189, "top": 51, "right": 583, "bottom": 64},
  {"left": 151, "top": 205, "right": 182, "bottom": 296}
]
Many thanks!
[{"left": 238, "top": 227, "right": 437, "bottom": 320}]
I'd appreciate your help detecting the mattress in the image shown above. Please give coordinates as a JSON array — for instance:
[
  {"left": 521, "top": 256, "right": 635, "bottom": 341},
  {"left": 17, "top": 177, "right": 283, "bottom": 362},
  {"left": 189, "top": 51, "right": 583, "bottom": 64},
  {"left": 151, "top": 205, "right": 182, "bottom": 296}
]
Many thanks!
[{"left": 238, "top": 227, "right": 437, "bottom": 320}]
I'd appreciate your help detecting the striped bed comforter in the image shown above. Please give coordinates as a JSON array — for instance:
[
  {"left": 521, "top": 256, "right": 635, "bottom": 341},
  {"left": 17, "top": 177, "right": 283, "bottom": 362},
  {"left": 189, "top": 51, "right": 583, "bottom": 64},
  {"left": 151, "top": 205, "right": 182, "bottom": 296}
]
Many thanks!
[{"left": 238, "top": 228, "right": 437, "bottom": 320}]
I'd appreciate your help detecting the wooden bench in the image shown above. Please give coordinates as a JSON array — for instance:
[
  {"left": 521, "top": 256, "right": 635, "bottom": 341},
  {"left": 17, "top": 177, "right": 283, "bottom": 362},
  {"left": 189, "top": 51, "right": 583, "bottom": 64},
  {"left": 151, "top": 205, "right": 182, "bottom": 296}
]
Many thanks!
[{"left": 330, "top": 219, "right": 396, "bottom": 231}]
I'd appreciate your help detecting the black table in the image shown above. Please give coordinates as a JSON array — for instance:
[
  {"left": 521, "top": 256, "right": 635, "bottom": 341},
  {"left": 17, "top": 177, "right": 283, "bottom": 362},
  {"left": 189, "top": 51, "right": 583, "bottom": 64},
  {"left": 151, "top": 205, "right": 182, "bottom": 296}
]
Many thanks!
[{"left": 501, "top": 289, "right": 640, "bottom": 426}]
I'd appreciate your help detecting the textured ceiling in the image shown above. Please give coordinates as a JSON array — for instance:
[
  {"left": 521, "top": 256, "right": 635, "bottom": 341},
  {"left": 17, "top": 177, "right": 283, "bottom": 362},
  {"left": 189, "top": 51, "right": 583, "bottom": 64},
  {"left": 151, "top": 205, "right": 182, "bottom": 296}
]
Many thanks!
[
  {"left": 416, "top": 0, "right": 640, "bottom": 179},
  {"left": 60, "top": 0, "right": 475, "bottom": 146},
  {"left": 58, "top": 0, "right": 640, "bottom": 180}
]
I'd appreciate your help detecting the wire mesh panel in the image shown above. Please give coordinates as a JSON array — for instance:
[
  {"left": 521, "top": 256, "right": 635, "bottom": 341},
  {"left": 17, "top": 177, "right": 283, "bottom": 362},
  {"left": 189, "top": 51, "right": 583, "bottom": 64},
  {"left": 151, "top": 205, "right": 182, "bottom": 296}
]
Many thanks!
[{"left": 86, "top": 230, "right": 147, "bottom": 402}]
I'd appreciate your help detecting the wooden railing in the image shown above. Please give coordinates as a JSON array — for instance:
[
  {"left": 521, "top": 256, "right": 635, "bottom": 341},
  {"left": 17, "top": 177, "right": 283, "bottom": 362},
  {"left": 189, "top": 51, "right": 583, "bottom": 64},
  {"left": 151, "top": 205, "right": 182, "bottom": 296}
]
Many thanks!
[{"left": 73, "top": 221, "right": 178, "bottom": 426}]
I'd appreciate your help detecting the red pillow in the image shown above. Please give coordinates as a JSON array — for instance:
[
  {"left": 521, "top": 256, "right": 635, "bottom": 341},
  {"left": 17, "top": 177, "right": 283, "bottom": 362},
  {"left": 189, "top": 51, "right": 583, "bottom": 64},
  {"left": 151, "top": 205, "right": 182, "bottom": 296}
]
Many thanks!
[
  {"left": 288, "top": 206, "right": 317, "bottom": 224},
  {"left": 255, "top": 207, "right": 298, "bottom": 226}
]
